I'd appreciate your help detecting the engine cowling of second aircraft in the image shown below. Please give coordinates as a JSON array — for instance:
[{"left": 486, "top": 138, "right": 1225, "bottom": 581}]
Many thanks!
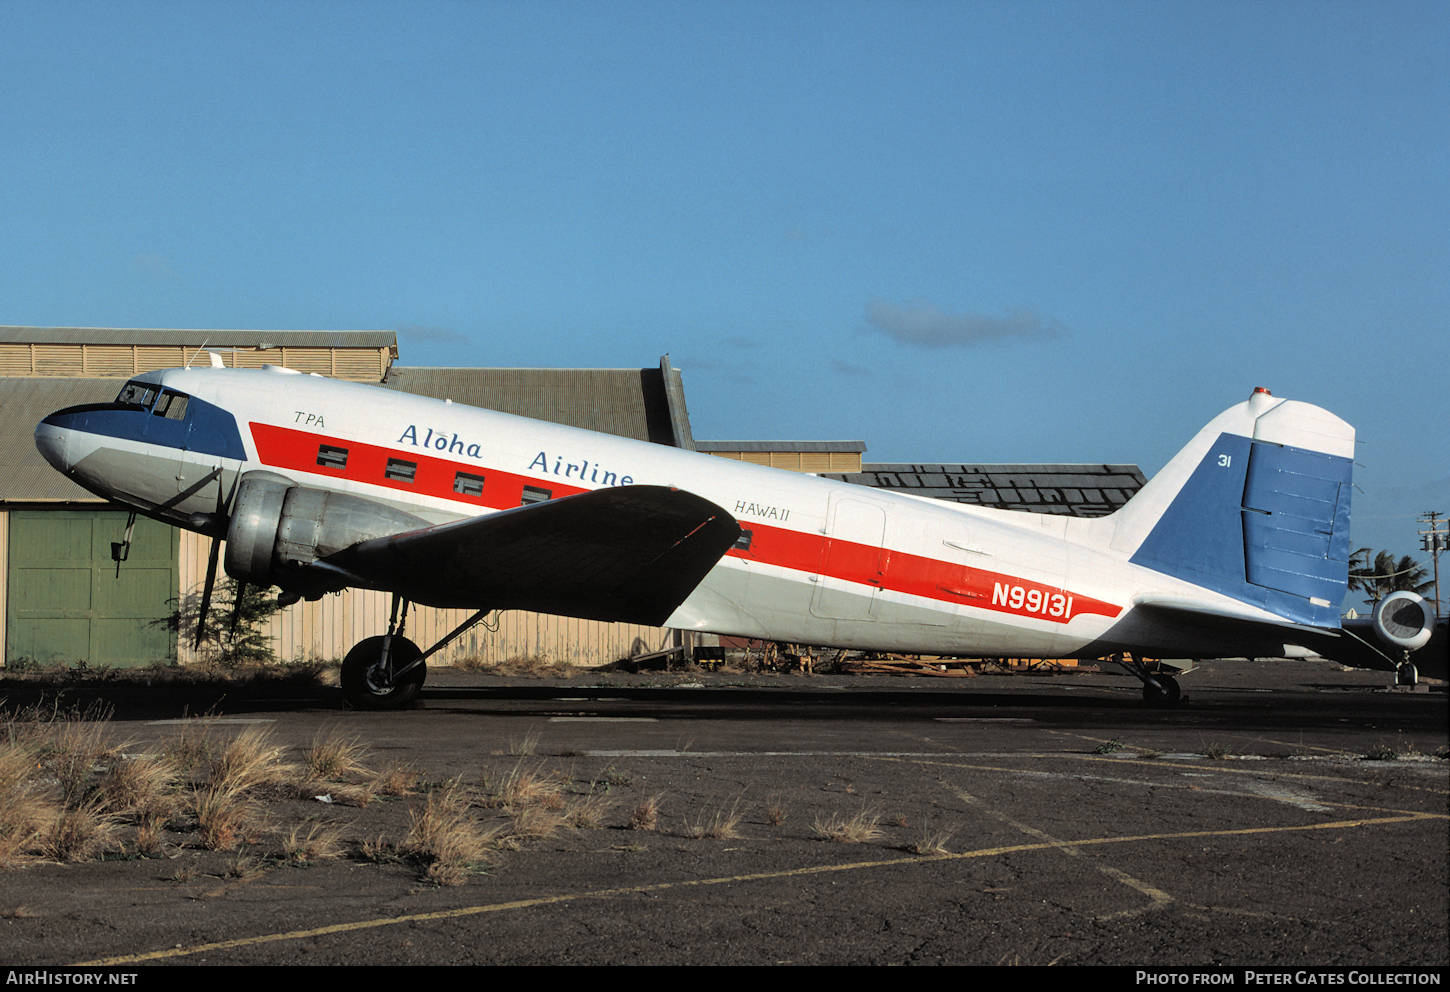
[
  {"left": 223, "top": 472, "right": 429, "bottom": 598},
  {"left": 1371, "top": 591, "right": 1436, "bottom": 654}
]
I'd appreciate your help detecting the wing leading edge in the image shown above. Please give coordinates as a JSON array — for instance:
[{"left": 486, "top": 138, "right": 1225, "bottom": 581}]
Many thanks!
[{"left": 323, "top": 485, "right": 742, "bottom": 625}]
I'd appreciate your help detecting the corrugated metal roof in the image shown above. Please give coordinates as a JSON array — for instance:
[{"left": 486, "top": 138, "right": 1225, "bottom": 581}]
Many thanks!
[
  {"left": 694, "top": 440, "right": 868, "bottom": 453},
  {"left": 0, "top": 378, "right": 121, "bottom": 502},
  {"left": 0, "top": 326, "right": 397, "bottom": 350},
  {"left": 821, "top": 463, "right": 1148, "bottom": 518},
  {"left": 381, "top": 367, "right": 679, "bottom": 444}
]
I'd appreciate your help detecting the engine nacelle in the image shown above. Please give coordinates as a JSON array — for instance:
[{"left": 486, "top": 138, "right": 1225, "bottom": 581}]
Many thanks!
[
  {"left": 224, "top": 472, "right": 430, "bottom": 597},
  {"left": 1372, "top": 591, "right": 1435, "bottom": 653}
]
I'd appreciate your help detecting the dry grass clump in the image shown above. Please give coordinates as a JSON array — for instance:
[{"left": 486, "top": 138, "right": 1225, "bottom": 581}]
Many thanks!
[
  {"left": 911, "top": 822, "right": 955, "bottom": 856},
  {"left": 158, "top": 719, "right": 218, "bottom": 774},
  {"left": 0, "top": 744, "right": 56, "bottom": 864},
  {"left": 0, "top": 704, "right": 377, "bottom": 869},
  {"left": 0, "top": 700, "right": 638, "bottom": 882},
  {"left": 564, "top": 789, "right": 615, "bottom": 830},
  {"left": 682, "top": 797, "right": 743, "bottom": 840},
  {"left": 47, "top": 719, "right": 120, "bottom": 804},
  {"left": 301, "top": 727, "right": 409, "bottom": 809},
  {"left": 506, "top": 804, "right": 568, "bottom": 841},
  {"left": 402, "top": 784, "right": 502, "bottom": 886},
  {"left": 482, "top": 760, "right": 567, "bottom": 810},
  {"left": 505, "top": 728, "right": 541, "bottom": 757},
  {"left": 281, "top": 819, "right": 345, "bottom": 863},
  {"left": 303, "top": 726, "right": 372, "bottom": 781},
  {"left": 208, "top": 726, "right": 294, "bottom": 794},
  {"left": 477, "top": 760, "right": 628, "bottom": 841},
  {"left": 368, "top": 761, "right": 416, "bottom": 798},
  {"left": 0, "top": 701, "right": 128, "bottom": 864},
  {"left": 224, "top": 852, "right": 266, "bottom": 882},
  {"left": 628, "top": 792, "right": 664, "bottom": 831},
  {"left": 97, "top": 754, "right": 182, "bottom": 821},
  {"left": 455, "top": 654, "right": 576, "bottom": 679},
  {"left": 187, "top": 726, "right": 299, "bottom": 850},
  {"left": 40, "top": 799, "right": 122, "bottom": 862},
  {"left": 193, "top": 783, "right": 261, "bottom": 851},
  {"left": 812, "top": 809, "right": 883, "bottom": 844},
  {"left": 96, "top": 753, "right": 184, "bottom": 856},
  {"left": 132, "top": 812, "right": 168, "bottom": 857}
]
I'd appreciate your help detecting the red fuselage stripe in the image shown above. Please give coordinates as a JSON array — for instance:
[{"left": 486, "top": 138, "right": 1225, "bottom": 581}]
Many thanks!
[{"left": 249, "top": 422, "right": 1120, "bottom": 624}]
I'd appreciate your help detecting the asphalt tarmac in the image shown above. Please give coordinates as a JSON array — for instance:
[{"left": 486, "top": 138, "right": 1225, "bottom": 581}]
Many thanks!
[{"left": 0, "top": 657, "right": 1444, "bottom": 968}]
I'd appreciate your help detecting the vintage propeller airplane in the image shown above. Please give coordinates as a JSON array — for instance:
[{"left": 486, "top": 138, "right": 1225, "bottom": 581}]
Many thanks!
[{"left": 35, "top": 360, "right": 1401, "bottom": 709}]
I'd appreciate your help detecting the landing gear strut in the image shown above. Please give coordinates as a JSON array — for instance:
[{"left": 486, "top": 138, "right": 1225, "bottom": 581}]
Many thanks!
[{"left": 340, "top": 596, "right": 492, "bottom": 710}]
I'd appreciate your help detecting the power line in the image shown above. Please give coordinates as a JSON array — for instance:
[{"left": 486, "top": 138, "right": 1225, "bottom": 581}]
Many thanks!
[{"left": 1418, "top": 510, "right": 1445, "bottom": 618}]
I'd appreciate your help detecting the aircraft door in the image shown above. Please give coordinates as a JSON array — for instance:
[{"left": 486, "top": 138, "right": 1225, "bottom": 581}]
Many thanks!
[
  {"left": 152, "top": 390, "right": 225, "bottom": 512},
  {"left": 147, "top": 390, "right": 197, "bottom": 494},
  {"left": 810, "top": 495, "right": 887, "bottom": 621}
]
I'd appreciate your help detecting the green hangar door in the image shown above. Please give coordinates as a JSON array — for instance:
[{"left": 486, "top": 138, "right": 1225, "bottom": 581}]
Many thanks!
[{"left": 7, "top": 510, "right": 179, "bottom": 668}]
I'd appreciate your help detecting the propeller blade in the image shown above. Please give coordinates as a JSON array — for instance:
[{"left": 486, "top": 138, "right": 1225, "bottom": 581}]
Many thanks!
[
  {"left": 194, "top": 469, "right": 239, "bottom": 652},
  {"left": 195, "top": 535, "right": 220, "bottom": 650}
]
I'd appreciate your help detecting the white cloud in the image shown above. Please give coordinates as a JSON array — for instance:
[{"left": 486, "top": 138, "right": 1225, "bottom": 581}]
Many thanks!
[{"left": 864, "top": 300, "right": 1068, "bottom": 348}]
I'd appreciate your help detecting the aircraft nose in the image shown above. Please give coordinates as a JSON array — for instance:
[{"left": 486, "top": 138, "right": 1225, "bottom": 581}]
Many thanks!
[{"left": 34, "top": 417, "right": 71, "bottom": 472}]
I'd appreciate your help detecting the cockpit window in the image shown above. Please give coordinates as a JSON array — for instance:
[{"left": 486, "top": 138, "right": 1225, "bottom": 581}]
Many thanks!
[
  {"left": 152, "top": 390, "right": 190, "bottom": 421},
  {"left": 115, "top": 382, "right": 158, "bottom": 408}
]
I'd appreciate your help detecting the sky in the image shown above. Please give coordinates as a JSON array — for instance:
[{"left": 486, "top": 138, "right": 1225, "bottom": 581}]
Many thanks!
[{"left": 2, "top": 0, "right": 1446, "bottom": 605}]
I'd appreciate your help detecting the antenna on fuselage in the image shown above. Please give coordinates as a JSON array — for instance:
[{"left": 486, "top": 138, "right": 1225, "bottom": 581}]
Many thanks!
[{"left": 185, "top": 338, "right": 211, "bottom": 369}]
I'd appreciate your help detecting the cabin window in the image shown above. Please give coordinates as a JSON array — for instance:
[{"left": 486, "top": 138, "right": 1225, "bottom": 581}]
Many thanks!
[
  {"left": 115, "top": 382, "right": 157, "bottom": 408},
  {"left": 520, "top": 485, "right": 552, "bottom": 505},
  {"left": 317, "top": 445, "right": 348, "bottom": 469},
  {"left": 152, "top": 390, "right": 190, "bottom": 421},
  {"left": 734, "top": 529, "right": 753, "bottom": 551},
  {"left": 454, "top": 472, "right": 486, "bottom": 497},
  {"left": 385, "top": 458, "right": 417, "bottom": 483}
]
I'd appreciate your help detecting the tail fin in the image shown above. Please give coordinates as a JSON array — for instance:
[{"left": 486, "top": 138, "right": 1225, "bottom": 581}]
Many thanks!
[{"left": 1108, "top": 388, "right": 1354, "bottom": 628}]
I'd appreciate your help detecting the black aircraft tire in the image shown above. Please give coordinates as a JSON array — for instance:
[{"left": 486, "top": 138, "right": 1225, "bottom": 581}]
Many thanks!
[
  {"left": 342, "top": 636, "right": 426, "bottom": 710},
  {"left": 1142, "top": 673, "right": 1181, "bottom": 708}
]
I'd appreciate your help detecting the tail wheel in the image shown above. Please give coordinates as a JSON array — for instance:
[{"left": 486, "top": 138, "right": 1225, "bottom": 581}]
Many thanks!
[
  {"left": 1142, "top": 673, "right": 1181, "bottom": 708},
  {"left": 342, "top": 635, "right": 426, "bottom": 710}
]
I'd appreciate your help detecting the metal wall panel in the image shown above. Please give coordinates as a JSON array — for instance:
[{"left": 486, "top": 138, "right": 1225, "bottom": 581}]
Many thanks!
[
  {"left": 7, "top": 510, "right": 178, "bottom": 667},
  {"left": 82, "top": 345, "right": 136, "bottom": 377}
]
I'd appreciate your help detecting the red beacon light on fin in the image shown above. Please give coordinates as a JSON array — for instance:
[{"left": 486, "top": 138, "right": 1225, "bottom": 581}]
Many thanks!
[{"left": 1247, "top": 386, "right": 1276, "bottom": 415}]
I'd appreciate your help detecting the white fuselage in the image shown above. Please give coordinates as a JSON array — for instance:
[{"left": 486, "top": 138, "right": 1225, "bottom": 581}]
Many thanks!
[{"left": 36, "top": 366, "right": 1315, "bottom": 660}]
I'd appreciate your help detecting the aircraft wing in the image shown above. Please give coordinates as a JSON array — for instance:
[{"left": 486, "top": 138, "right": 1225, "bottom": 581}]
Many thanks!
[{"left": 322, "top": 485, "right": 742, "bottom": 625}]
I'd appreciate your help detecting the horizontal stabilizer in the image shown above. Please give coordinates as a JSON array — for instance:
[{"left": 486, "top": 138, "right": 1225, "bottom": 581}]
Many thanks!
[
  {"left": 326, "top": 486, "right": 742, "bottom": 625},
  {"left": 1132, "top": 594, "right": 1339, "bottom": 638}
]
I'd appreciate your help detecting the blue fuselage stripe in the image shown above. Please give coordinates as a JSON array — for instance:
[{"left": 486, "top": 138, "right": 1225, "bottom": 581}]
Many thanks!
[{"left": 41, "top": 399, "right": 247, "bottom": 461}]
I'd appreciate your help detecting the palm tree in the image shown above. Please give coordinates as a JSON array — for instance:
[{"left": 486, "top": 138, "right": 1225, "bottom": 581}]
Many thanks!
[{"left": 1348, "top": 549, "right": 1434, "bottom": 605}]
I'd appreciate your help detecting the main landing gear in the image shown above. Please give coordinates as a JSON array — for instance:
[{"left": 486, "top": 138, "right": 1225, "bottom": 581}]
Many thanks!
[
  {"left": 340, "top": 595, "right": 492, "bottom": 710},
  {"left": 1107, "top": 653, "right": 1192, "bottom": 709}
]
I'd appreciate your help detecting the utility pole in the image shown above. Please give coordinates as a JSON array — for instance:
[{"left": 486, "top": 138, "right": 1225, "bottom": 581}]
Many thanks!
[{"left": 1419, "top": 510, "right": 1446, "bottom": 618}]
